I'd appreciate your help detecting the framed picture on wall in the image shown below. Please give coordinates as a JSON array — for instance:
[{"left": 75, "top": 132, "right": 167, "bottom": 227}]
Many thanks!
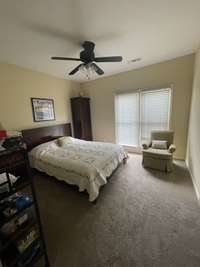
[{"left": 31, "top": 98, "right": 55, "bottom": 122}]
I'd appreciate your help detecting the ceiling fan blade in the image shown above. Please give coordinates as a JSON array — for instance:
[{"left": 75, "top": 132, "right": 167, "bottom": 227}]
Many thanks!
[
  {"left": 68, "top": 64, "right": 83, "bottom": 75},
  {"left": 51, "top": 57, "right": 81, "bottom": 61},
  {"left": 92, "top": 63, "right": 104, "bottom": 75},
  {"left": 94, "top": 56, "right": 122, "bottom": 62}
]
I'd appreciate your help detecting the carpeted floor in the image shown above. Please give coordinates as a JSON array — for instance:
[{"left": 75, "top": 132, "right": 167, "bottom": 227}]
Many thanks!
[{"left": 33, "top": 154, "right": 200, "bottom": 267}]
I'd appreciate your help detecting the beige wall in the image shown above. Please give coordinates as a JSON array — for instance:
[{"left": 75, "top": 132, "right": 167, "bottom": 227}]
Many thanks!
[
  {"left": 0, "top": 63, "right": 80, "bottom": 130},
  {"left": 0, "top": 55, "right": 195, "bottom": 160},
  {"left": 81, "top": 54, "right": 194, "bottom": 159},
  {"left": 186, "top": 49, "right": 200, "bottom": 199}
]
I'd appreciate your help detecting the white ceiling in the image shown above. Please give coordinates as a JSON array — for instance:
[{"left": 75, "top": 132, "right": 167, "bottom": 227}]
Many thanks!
[{"left": 0, "top": 0, "right": 200, "bottom": 82}]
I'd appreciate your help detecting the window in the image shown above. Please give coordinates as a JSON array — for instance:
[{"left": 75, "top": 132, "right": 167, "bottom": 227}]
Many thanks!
[
  {"left": 115, "top": 88, "right": 171, "bottom": 146},
  {"left": 115, "top": 93, "right": 139, "bottom": 146}
]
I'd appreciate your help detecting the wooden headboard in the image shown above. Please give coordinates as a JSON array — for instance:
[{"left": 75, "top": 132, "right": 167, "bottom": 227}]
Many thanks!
[{"left": 22, "top": 123, "right": 72, "bottom": 151}]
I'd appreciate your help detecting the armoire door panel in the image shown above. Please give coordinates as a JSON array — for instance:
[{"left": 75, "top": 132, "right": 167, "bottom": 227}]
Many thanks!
[{"left": 71, "top": 97, "right": 92, "bottom": 141}]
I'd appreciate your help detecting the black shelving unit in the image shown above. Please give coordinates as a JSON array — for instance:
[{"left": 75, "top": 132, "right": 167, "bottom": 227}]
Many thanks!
[{"left": 0, "top": 148, "right": 49, "bottom": 267}]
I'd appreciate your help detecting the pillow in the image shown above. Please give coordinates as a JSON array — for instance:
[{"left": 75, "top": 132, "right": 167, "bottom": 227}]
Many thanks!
[
  {"left": 57, "top": 136, "right": 74, "bottom": 147},
  {"left": 142, "top": 142, "right": 150, "bottom": 149},
  {"left": 151, "top": 140, "right": 167, "bottom": 150},
  {"left": 168, "top": 144, "right": 176, "bottom": 153},
  {"left": 30, "top": 140, "right": 58, "bottom": 159}
]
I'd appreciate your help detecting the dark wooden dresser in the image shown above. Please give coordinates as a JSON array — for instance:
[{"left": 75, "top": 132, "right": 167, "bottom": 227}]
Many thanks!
[{"left": 71, "top": 97, "right": 92, "bottom": 141}]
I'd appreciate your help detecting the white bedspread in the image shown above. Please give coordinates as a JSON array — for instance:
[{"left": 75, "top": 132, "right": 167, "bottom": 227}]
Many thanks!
[{"left": 29, "top": 138, "right": 127, "bottom": 201}]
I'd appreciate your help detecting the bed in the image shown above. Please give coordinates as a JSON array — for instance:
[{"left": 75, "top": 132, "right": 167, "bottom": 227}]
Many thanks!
[{"left": 22, "top": 124, "right": 128, "bottom": 201}]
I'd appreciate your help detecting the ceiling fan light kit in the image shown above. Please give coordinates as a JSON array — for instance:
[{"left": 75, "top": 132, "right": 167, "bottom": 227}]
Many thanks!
[
  {"left": 51, "top": 41, "right": 123, "bottom": 79},
  {"left": 79, "top": 63, "right": 97, "bottom": 80}
]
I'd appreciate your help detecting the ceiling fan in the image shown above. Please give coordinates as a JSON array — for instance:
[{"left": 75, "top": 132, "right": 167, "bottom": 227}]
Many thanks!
[{"left": 51, "top": 41, "right": 123, "bottom": 77}]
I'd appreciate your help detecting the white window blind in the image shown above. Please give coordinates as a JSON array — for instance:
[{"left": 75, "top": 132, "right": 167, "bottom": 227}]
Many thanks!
[
  {"left": 115, "top": 93, "right": 139, "bottom": 146},
  {"left": 141, "top": 89, "right": 171, "bottom": 142},
  {"left": 115, "top": 88, "right": 171, "bottom": 146}
]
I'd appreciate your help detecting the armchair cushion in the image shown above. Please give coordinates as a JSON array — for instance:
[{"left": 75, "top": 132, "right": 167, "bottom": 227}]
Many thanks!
[
  {"left": 142, "top": 148, "right": 172, "bottom": 160},
  {"left": 168, "top": 144, "right": 176, "bottom": 153}
]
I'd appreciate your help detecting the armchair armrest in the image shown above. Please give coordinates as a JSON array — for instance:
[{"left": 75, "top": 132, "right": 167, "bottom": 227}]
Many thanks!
[
  {"left": 142, "top": 141, "right": 150, "bottom": 150},
  {"left": 168, "top": 144, "right": 176, "bottom": 153}
]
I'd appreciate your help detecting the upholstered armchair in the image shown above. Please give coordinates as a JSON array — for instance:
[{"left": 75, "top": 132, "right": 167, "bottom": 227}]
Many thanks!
[{"left": 142, "top": 131, "right": 176, "bottom": 172}]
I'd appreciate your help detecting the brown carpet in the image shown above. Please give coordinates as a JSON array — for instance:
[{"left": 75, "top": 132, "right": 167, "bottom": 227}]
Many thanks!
[{"left": 33, "top": 154, "right": 200, "bottom": 267}]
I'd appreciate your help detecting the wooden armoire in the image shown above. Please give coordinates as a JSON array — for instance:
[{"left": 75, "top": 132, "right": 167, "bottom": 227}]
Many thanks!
[{"left": 70, "top": 97, "right": 93, "bottom": 141}]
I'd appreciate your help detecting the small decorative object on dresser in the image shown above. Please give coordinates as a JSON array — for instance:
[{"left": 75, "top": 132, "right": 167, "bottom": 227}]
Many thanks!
[
  {"left": 71, "top": 97, "right": 92, "bottom": 141},
  {"left": 0, "top": 123, "right": 7, "bottom": 140},
  {"left": 79, "top": 91, "right": 84, "bottom": 97}
]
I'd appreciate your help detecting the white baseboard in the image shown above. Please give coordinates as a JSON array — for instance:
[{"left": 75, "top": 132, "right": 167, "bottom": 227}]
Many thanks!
[{"left": 186, "top": 161, "right": 200, "bottom": 202}]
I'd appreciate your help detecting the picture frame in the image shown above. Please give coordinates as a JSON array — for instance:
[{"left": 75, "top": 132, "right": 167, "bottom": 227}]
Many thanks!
[{"left": 31, "top": 98, "right": 55, "bottom": 122}]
